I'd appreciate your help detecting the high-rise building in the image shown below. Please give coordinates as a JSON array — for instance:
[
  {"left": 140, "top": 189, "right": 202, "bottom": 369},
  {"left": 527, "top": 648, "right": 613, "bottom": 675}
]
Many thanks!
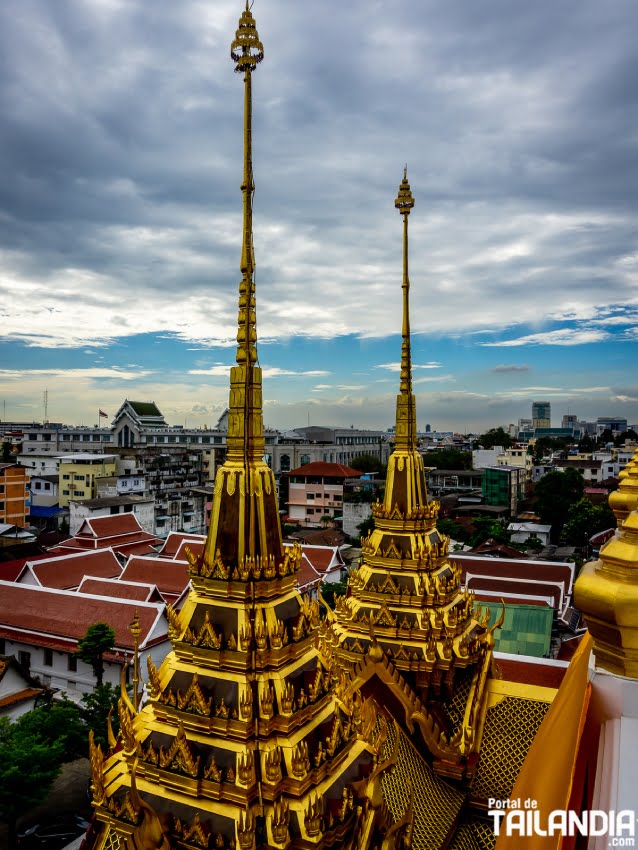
[{"left": 532, "top": 400, "right": 551, "bottom": 429}]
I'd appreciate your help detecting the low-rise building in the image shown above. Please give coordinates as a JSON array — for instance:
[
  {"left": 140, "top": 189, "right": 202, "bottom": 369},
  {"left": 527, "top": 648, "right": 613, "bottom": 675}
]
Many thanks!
[
  {"left": 0, "top": 654, "right": 46, "bottom": 720},
  {"left": 69, "top": 495, "right": 155, "bottom": 536},
  {"left": 482, "top": 465, "right": 525, "bottom": 516},
  {"left": 287, "top": 461, "right": 362, "bottom": 526},
  {"left": 507, "top": 521, "right": 552, "bottom": 547},
  {"left": 0, "top": 463, "right": 30, "bottom": 528},
  {"left": 58, "top": 454, "right": 118, "bottom": 508},
  {"left": 0, "top": 582, "right": 169, "bottom": 696}
]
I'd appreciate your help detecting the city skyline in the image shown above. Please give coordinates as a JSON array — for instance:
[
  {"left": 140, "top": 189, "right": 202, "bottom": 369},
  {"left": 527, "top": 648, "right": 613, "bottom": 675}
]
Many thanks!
[{"left": 1, "top": 0, "right": 637, "bottom": 432}]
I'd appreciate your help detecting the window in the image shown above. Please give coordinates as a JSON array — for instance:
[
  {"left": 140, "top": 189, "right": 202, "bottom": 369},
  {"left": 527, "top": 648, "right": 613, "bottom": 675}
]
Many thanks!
[
  {"left": 43, "top": 648, "right": 53, "bottom": 666},
  {"left": 300, "top": 455, "right": 310, "bottom": 466},
  {"left": 83, "top": 435, "right": 91, "bottom": 442},
  {"left": 63, "top": 474, "right": 70, "bottom": 480},
  {"left": 19, "top": 651, "right": 31, "bottom": 669},
  {"left": 62, "top": 434, "right": 71, "bottom": 441},
  {"left": 42, "top": 433, "right": 51, "bottom": 441},
  {"left": 307, "top": 494, "right": 315, "bottom": 500},
  {"left": 68, "top": 654, "right": 77, "bottom": 672},
  {"left": 63, "top": 490, "right": 70, "bottom": 496},
  {"left": 74, "top": 474, "right": 84, "bottom": 480},
  {"left": 34, "top": 481, "right": 42, "bottom": 490}
]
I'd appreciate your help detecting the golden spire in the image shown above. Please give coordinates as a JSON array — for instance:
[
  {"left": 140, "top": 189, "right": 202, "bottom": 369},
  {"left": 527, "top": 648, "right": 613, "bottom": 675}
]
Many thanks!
[
  {"left": 202, "top": 2, "right": 283, "bottom": 573},
  {"left": 226, "top": 1, "right": 264, "bottom": 464},
  {"left": 393, "top": 168, "right": 417, "bottom": 450}
]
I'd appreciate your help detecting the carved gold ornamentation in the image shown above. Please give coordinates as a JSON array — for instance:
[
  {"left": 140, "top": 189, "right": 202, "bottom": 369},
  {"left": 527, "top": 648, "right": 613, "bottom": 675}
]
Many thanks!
[
  {"left": 89, "top": 730, "right": 105, "bottom": 805},
  {"left": 291, "top": 740, "right": 310, "bottom": 778},
  {"left": 264, "top": 746, "right": 283, "bottom": 784},
  {"left": 159, "top": 723, "right": 200, "bottom": 778},
  {"left": 271, "top": 796, "right": 290, "bottom": 845},
  {"left": 166, "top": 603, "right": 182, "bottom": 642},
  {"left": 177, "top": 672, "right": 213, "bottom": 716},
  {"left": 146, "top": 656, "right": 161, "bottom": 700}
]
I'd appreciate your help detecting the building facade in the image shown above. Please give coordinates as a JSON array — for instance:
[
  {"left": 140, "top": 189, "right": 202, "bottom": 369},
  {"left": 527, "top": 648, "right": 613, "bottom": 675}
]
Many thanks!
[{"left": 0, "top": 463, "right": 30, "bottom": 527}]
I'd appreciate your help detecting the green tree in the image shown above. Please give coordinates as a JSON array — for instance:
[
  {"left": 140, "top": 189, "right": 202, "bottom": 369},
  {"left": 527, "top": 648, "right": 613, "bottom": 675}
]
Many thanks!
[
  {"left": 533, "top": 468, "right": 585, "bottom": 542},
  {"left": 16, "top": 698, "right": 86, "bottom": 762},
  {"left": 80, "top": 683, "right": 120, "bottom": 750},
  {"left": 437, "top": 518, "right": 470, "bottom": 544},
  {"left": 423, "top": 448, "right": 472, "bottom": 470},
  {"left": 350, "top": 453, "right": 386, "bottom": 476},
  {"left": 320, "top": 580, "right": 349, "bottom": 609},
  {"left": 560, "top": 498, "right": 616, "bottom": 548},
  {"left": 356, "top": 514, "right": 375, "bottom": 539},
  {"left": 76, "top": 622, "right": 116, "bottom": 687},
  {"left": 0, "top": 715, "right": 64, "bottom": 848},
  {"left": 468, "top": 517, "right": 511, "bottom": 548},
  {"left": 478, "top": 427, "right": 513, "bottom": 450}
]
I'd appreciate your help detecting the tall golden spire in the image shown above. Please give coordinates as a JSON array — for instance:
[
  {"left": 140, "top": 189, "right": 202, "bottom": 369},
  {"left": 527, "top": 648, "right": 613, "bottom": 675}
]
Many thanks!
[
  {"left": 394, "top": 167, "right": 416, "bottom": 451},
  {"left": 202, "top": 2, "right": 283, "bottom": 572}
]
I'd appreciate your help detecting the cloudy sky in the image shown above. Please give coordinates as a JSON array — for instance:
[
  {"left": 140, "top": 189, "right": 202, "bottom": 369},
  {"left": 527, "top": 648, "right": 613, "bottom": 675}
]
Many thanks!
[{"left": 1, "top": 0, "right": 637, "bottom": 433}]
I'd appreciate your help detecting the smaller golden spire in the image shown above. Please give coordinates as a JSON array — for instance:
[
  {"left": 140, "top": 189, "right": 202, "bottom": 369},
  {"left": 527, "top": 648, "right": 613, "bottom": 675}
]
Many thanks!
[{"left": 393, "top": 168, "right": 417, "bottom": 449}]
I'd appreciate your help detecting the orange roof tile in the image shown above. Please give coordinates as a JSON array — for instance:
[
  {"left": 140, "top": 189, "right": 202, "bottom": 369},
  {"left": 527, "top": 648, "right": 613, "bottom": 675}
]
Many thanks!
[
  {"left": 77, "top": 577, "right": 163, "bottom": 603},
  {"left": 157, "top": 532, "right": 205, "bottom": 558},
  {"left": 120, "top": 557, "right": 190, "bottom": 601},
  {"left": 287, "top": 461, "right": 363, "bottom": 478},
  {"left": 28, "top": 549, "right": 122, "bottom": 590},
  {"left": 0, "top": 581, "right": 165, "bottom": 650}
]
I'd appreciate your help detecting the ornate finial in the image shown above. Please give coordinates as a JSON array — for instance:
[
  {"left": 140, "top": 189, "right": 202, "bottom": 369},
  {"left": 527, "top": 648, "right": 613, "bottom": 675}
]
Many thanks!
[
  {"left": 395, "top": 168, "right": 415, "bottom": 216},
  {"left": 231, "top": 4, "right": 264, "bottom": 73},
  {"left": 129, "top": 609, "right": 142, "bottom": 712}
]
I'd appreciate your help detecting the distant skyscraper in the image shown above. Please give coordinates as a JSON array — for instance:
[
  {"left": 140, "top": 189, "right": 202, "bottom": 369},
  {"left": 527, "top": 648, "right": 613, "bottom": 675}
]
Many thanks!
[
  {"left": 532, "top": 401, "right": 551, "bottom": 429},
  {"left": 562, "top": 413, "right": 578, "bottom": 429}
]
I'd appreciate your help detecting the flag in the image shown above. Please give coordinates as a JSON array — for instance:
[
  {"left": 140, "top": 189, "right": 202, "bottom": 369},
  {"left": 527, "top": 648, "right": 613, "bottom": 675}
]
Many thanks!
[{"left": 99, "top": 409, "right": 108, "bottom": 418}]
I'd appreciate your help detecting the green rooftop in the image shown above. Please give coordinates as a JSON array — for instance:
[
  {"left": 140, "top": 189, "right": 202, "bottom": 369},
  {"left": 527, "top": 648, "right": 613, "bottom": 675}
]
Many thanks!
[
  {"left": 480, "top": 600, "right": 553, "bottom": 657},
  {"left": 128, "top": 401, "right": 163, "bottom": 417}
]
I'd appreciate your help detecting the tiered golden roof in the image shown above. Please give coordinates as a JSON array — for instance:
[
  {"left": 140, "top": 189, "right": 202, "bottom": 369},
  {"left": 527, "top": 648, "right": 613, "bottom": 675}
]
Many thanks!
[
  {"left": 327, "top": 172, "right": 498, "bottom": 783},
  {"left": 575, "top": 443, "right": 638, "bottom": 677}
]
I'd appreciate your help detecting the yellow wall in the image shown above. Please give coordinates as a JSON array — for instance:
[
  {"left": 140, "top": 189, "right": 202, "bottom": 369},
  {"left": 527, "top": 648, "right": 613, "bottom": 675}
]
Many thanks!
[{"left": 59, "top": 458, "right": 117, "bottom": 507}]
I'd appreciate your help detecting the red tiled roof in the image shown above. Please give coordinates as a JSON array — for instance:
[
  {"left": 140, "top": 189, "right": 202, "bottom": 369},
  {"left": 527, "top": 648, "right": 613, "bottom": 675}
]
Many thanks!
[
  {"left": 157, "top": 532, "right": 205, "bottom": 558},
  {"left": 0, "top": 581, "right": 164, "bottom": 650},
  {"left": 0, "top": 687, "right": 44, "bottom": 709},
  {"left": 120, "top": 557, "right": 190, "bottom": 601},
  {"left": 454, "top": 554, "right": 574, "bottom": 594},
  {"left": 49, "top": 530, "right": 160, "bottom": 556},
  {"left": 284, "top": 543, "right": 344, "bottom": 577},
  {"left": 80, "top": 513, "right": 146, "bottom": 538},
  {"left": 77, "top": 577, "right": 163, "bottom": 603},
  {"left": 287, "top": 462, "right": 363, "bottom": 478},
  {"left": 174, "top": 540, "right": 205, "bottom": 562},
  {"left": 467, "top": 576, "right": 562, "bottom": 609},
  {"left": 0, "top": 560, "right": 32, "bottom": 582},
  {"left": 495, "top": 657, "right": 568, "bottom": 689},
  {"left": 28, "top": 549, "right": 122, "bottom": 590},
  {"left": 297, "top": 556, "right": 321, "bottom": 591}
]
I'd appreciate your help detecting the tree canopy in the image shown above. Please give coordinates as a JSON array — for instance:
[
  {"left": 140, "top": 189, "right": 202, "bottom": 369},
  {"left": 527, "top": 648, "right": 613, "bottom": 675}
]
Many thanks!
[
  {"left": 560, "top": 498, "right": 616, "bottom": 548},
  {"left": 350, "top": 453, "right": 386, "bottom": 475},
  {"left": 477, "top": 427, "right": 513, "bottom": 450},
  {"left": 0, "top": 715, "right": 64, "bottom": 847},
  {"left": 423, "top": 448, "right": 472, "bottom": 470},
  {"left": 76, "top": 622, "right": 116, "bottom": 687},
  {"left": 533, "top": 468, "right": 585, "bottom": 542}
]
